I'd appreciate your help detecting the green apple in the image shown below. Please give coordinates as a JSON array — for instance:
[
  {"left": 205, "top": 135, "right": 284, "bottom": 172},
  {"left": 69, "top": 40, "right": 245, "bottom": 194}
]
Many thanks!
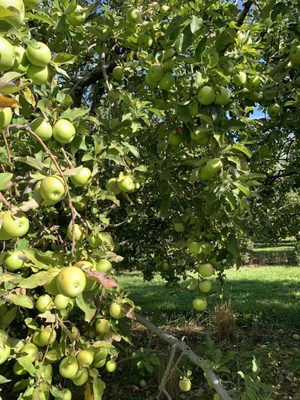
[
  {"left": 188, "top": 241, "right": 202, "bottom": 255},
  {"left": 39, "top": 326, "right": 56, "bottom": 346},
  {"left": 96, "top": 259, "right": 112, "bottom": 273},
  {"left": 173, "top": 222, "right": 185, "bottom": 233},
  {"left": 67, "top": 223, "right": 85, "bottom": 241},
  {"left": 198, "top": 263, "right": 214, "bottom": 277},
  {"left": 198, "top": 86, "right": 215, "bottom": 105},
  {"left": 168, "top": 131, "right": 181, "bottom": 146},
  {"left": 192, "top": 297, "right": 207, "bottom": 311},
  {"left": 56, "top": 266, "right": 86, "bottom": 298},
  {"left": 138, "top": 33, "right": 153, "bottom": 49},
  {"left": 159, "top": 73, "right": 175, "bottom": 90},
  {"left": 67, "top": 5, "right": 86, "bottom": 26},
  {"left": 233, "top": 71, "right": 247, "bottom": 86},
  {"left": 13, "top": 45, "right": 29, "bottom": 71},
  {"left": 3, "top": 251, "right": 24, "bottom": 271},
  {"left": 145, "top": 74, "right": 158, "bottom": 89},
  {"left": 92, "top": 347, "right": 108, "bottom": 368},
  {"left": 198, "top": 158, "right": 222, "bottom": 180},
  {"left": 88, "top": 234, "right": 102, "bottom": 249},
  {"left": 126, "top": 7, "right": 141, "bottom": 24},
  {"left": 199, "top": 280, "right": 212, "bottom": 293},
  {"left": 71, "top": 167, "right": 92, "bottom": 187},
  {"left": 30, "top": 118, "right": 52, "bottom": 140},
  {"left": 290, "top": 45, "right": 300, "bottom": 65},
  {"left": 106, "top": 177, "right": 121, "bottom": 194},
  {"left": 110, "top": 302, "right": 124, "bottom": 319},
  {"left": 190, "top": 128, "right": 210, "bottom": 145},
  {"left": 77, "top": 349, "right": 94, "bottom": 367},
  {"left": 0, "top": 210, "right": 29, "bottom": 239},
  {"left": 117, "top": 175, "right": 135, "bottom": 192},
  {"left": 139, "top": 379, "right": 147, "bottom": 388},
  {"left": 26, "top": 65, "right": 49, "bottom": 85},
  {"left": 95, "top": 318, "right": 110, "bottom": 334},
  {"left": 53, "top": 119, "right": 76, "bottom": 144},
  {"left": 56, "top": 389, "right": 72, "bottom": 400},
  {"left": 32, "top": 331, "right": 43, "bottom": 347},
  {"left": 106, "top": 359, "right": 117, "bottom": 373},
  {"left": 0, "top": 36, "right": 15, "bottom": 71},
  {"left": 59, "top": 356, "right": 79, "bottom": 379},
  {"left": 72, "top": 368, "right": 89, "bottom": 386},
  {"left": 0, "top": 0, "right": 25, "bottom": 27},
  {"left": 36, "top": 294, "right": 53, "bottom": 312},
  {"left": 179, "top": 378, "right": 191, "bottom": 392},
  {"left": 0, "top": 107, "right": 12, "bottom": 129},
  {"left": 148, "top": 64, "right": 164, "bottom": 83},
  {"left": 54, "top": 294, "right": 70, "bottom": 310},
  {"left": 292, "top": 333, "right": 300, "bottom": 341},
  {"left": 246, "top": 75, "right": 260, "bottom": 89},
  {"left": 188, "top": 101, "right": 199, "bottom": 116},
  {"left": 40, "top": 176, "right": 66, "bottom": 205},
  {"left": 161, "top": 261, "right": 169, "bottom": 271},
  {"left": 268, "top": 103, "right": 281, "bottom": 119},
  {"left": 214, "top": 87, "right": 231, "bottom": 105},
  {"left": 26, "top": 42, "right": 51, "bottom": 67},
  {"left": 112, "top": 65, "right": 123, "bottom": 81},
  {"left": 19, "top": 342, "right": 39, "bottom": 362}
]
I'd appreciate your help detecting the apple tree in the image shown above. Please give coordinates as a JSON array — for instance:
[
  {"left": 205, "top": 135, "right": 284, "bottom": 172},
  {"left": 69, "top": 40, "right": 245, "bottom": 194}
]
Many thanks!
[{"left": 0, "top": 0, "right": 299, "bottom": 399}]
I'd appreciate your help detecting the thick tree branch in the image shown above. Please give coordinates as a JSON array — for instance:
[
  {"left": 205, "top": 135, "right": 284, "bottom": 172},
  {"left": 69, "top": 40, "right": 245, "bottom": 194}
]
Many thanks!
[
  {"left": 134, "top": 313, "right": 233, "bottom": 400},
  {"left": 236, "top": 1, "right": 253, "bottom": 27},
  {"left": 265, "top": 170, "right": 297, "bottom": 185}
]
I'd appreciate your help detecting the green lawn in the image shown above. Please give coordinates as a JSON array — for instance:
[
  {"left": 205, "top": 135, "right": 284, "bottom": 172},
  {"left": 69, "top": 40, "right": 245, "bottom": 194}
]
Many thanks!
[{"left": 118, "top": 266, "right": 300, "bottom": 326}]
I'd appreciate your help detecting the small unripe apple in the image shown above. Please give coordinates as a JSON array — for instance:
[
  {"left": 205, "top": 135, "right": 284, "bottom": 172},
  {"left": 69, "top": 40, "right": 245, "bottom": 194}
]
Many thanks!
[
  {"left": 26, "top": 65, "right": 49, "bottom": 85},
  {"left": 112, "top": 66, "right": 123, "bottom": 81},
  {"left": 179, "top": 378, "right": 191, "bottom": 392},
  {"left": 199, "top": 280, "right": 212, "bottom": 293},
  {"left": 106, "top": 177, "right": 121, "bottom": 194},
  {"left": 267, "top": 103, "right": 281, "bottom": 119},
  {"left": 159, "top": 73, "right": 175, "bottom": 91},
  {"left": 198, "top": 263, "right": 214, "bottom": 277},
  {"left": 95, "top": 318, "right": 110, "bottom": 334},
  {"left": 0, "top": 107, "right": 12, "bottom": 129},
  {"left": 192, "top": 297, "right": 207, "bottom": 311},
  {"left": 0, "top": 0, "right": 25, "bottom": 27},
  {"left": 233, "top": 71, "right": 247, "bottom": 86},
  {"left": 40, "top": 175, "right": 66, "bottom": 205},
  {"left": 117, "top": 175, "right": 135, "bottom": 192},
  {"left": 3, "top": 251, "right": 24, "bottom": 271},
  {"left": 26, "top": 42, "right": 51, "bottom": 67},
  {"left": 145, "top": 74, "right": 158, "bottom": 89},
  {"left": 67, "top": 5, "right": 86, "bottom": 26},
  {"left": 0, "top": 36, "right": 15, "bottom": 71},
  {"left": 39, "top": 326, "right": 56, "bottom": 346},
  {"left": 96, "top": 259, "right": 112, "bottom": 273},
  {"left": 76, "top": 349, "right": 94, "bottom": 366},
  {"left": 30, "top": 118, "right": 52, "bottom": 140},
  {"left": 126, "top": 8, "right": 141, "bottom": 24},
  {"left": 292, "top": 333, "right": 300, "bottom": 341},
  {"left": 198, "top": 86, "right": 215, "bottom": 105},
  {"left": 106, "top": 359, "right": 117, "bottom": 372},
  {"left": 36, "top": 294, "right": 53, "bottom": 312},
  {"left": 173, "top": 222, "right": 185, "bottom": 233},
  {"left": 13, "top": 46, "right": 29, "bottom": 72},
  {"left": 110, "top": 302, "right": 124, "bottom": 319},
  {"left": 71, "top": 167, "right": 92, "bottom": 187},
  {"left": 188, "top": 241, "right": 202, "bottom": 255},
  {"left": 214, "top": 87, "right": 231, "bottom": 105},
  {"left": 67, "top": 223, "right": 85, "bottom": 241},
  {"left": 53, "top": 119, "right": 76, "bottom": 144},
  {"left": 138, "top": 33, "right": 153, "bottom": 49},
  {"left": 0, "top": 210, "right": 29, "bottom": 239},
  {"left": 54, "top": 294, "right": 69, "bottom": 310},
  {"left": 168, "top": 131, "right": 181, "bottom": 145},
  {"left": 148, "top": 64, "right": 164, "bottom": 83}
]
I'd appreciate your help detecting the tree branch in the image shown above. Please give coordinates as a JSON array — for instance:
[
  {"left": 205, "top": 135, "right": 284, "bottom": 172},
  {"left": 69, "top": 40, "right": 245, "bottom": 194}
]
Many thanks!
[
  {"left": 134, "top": 313, "right": 233, "bottom": 400},
  {"left": 7, "top": 124, "right": 78, "bottom": 253},
  {"left": 236, "top": 1, "right": 253, "bottom": 27}
]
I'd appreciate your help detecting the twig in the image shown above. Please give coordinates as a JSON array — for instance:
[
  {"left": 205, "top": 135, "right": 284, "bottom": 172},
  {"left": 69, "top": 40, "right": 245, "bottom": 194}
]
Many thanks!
[
  {"left": 134, "top": 313, "right": 233, "bottom": 400},
  {"left": 101, "top": 51, "right": 112, "bottom": 92},
  {"left": 0, "top": 192, "right": 11, "bottom": 208},
  {"left": 158, "top": 344, "right": 177, "bottom": 399},
  {"left": 61, "top": 148, "right": 73, "bottom": 168},
  {"left": 7, "top": 124, "right": 78, "bottom": 253},
  {"left": 2, "top": 129, "right": 12, "bottom": 167}
]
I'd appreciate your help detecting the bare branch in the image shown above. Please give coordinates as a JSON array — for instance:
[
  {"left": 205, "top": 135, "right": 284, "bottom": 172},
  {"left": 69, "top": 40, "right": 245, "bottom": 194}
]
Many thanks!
[
  {"left": 158, "top": 344, "right": 178, "bottom": 399},
  {"left": 236, "top": 1, "right": 253, "bottom": 27},
  {"left": 135, "top": 313, "right": 233, "bottom": 400}
]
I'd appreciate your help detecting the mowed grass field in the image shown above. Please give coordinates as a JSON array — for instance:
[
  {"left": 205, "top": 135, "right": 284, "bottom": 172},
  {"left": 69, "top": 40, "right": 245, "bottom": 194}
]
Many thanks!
[
  {"left": 112, "top": 266, "right": 300, "bottom": 399},
  {"left": 118, "top": 266, "right": 300, "bottom": 327}
]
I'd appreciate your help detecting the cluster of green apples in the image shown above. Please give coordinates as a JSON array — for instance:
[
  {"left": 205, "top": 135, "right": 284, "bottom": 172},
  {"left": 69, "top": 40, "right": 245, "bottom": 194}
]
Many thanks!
[
  {"left": 145, "top": 63, "right": 175, "bottom": 91},
  {"left": 191, "top": 263, "right": 215, "bottom": 312},
  {"left": 106, "top": 173, "right": 139, "bottom": 195}
]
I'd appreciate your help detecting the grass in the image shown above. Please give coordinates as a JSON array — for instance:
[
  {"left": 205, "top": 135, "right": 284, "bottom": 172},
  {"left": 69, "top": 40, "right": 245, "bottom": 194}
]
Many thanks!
[
  {"left": 114, "top": 266, "right": 300, "bottom": 399},
  {"left": 118, "top": 265, "right": 300, "bottom": 326}
]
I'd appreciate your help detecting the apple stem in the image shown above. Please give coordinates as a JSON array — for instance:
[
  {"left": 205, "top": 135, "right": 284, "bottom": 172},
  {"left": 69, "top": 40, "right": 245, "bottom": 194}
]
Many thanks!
[{"left": 135, "top": 312, "right": 233, "bottom": 400}]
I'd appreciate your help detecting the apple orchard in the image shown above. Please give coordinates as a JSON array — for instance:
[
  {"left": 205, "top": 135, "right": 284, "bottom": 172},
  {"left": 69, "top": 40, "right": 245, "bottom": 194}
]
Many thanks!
[{"left": 0, "top": 0, "right": 299, "bottom": 399}]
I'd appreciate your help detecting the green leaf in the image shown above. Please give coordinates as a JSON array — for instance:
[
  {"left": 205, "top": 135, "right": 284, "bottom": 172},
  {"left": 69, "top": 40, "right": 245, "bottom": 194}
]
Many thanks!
[
  {"left": 93, "top": 377, "right": 106, "bottom": 399},
  {"left": 52, "top": 53, "right": 76, "bottom": 65},
  {"left": 10, "top": 295, "right": 34, "bottom": 309},
  {"left": 0, "top": 375, "right": 11, "bottom": 384},
  {"left": 190, "top": 15, "right": 203, "bottom": 33},
  {"left": 76, "top": 293, "right": 97, "bottom": 323},
  {"left": 231, "top": 144, "right": 252, "bottom": 158},
  {"left": 59, "top": 107, "right": 89, "bottom": 121},
  {"left": 17, "top": 357, "right": 36, "bottom": 376},
  {"left": 14, "top": 157, "right": 45, "bottom": 171},
  {"left": 0, "top": 173, "right": 13, "bottom": 190},
  {"left": 195, "top": 37, "right": 207, "bottom": 61},
  {"left": 0, "top": 307, "right": 17, "bottom": 329},
  {"left": 233, "top": 182, "right": 251, "bottom": 197},
  {"left": 226, "top": 235, "right": 241, "bottom": 265},
  {"left": 19, "top": 271, "right": 53, "bottom": 289},
  {"left": 25, "top": 12, "right": 55, "bottom": 25}
]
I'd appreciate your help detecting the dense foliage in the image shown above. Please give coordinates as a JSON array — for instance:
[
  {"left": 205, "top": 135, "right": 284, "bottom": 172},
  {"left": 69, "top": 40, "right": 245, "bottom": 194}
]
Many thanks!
[{"left": 0, "top": 0, "right": 299, "bottom": 398}]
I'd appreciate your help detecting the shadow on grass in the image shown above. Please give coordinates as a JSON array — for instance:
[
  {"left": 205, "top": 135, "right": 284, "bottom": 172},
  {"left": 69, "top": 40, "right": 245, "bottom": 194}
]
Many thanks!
[{"left": 126, "top": 279, "right": 300, "bottom": 327}]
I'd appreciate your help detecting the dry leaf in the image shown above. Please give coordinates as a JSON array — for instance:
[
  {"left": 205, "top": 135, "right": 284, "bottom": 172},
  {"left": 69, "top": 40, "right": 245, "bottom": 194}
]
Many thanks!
[{"left": 0, "top": 95, "right": 19, "bottom": 109}]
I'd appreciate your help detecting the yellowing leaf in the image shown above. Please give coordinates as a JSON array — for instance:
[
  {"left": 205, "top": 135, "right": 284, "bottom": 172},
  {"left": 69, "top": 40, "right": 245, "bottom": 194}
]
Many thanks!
[
  {"left": 0, "top": 96, "right": 19, "bottom": 109},
  {"left": 22, "top": 87, "right": 36, "bottom": 107}
]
